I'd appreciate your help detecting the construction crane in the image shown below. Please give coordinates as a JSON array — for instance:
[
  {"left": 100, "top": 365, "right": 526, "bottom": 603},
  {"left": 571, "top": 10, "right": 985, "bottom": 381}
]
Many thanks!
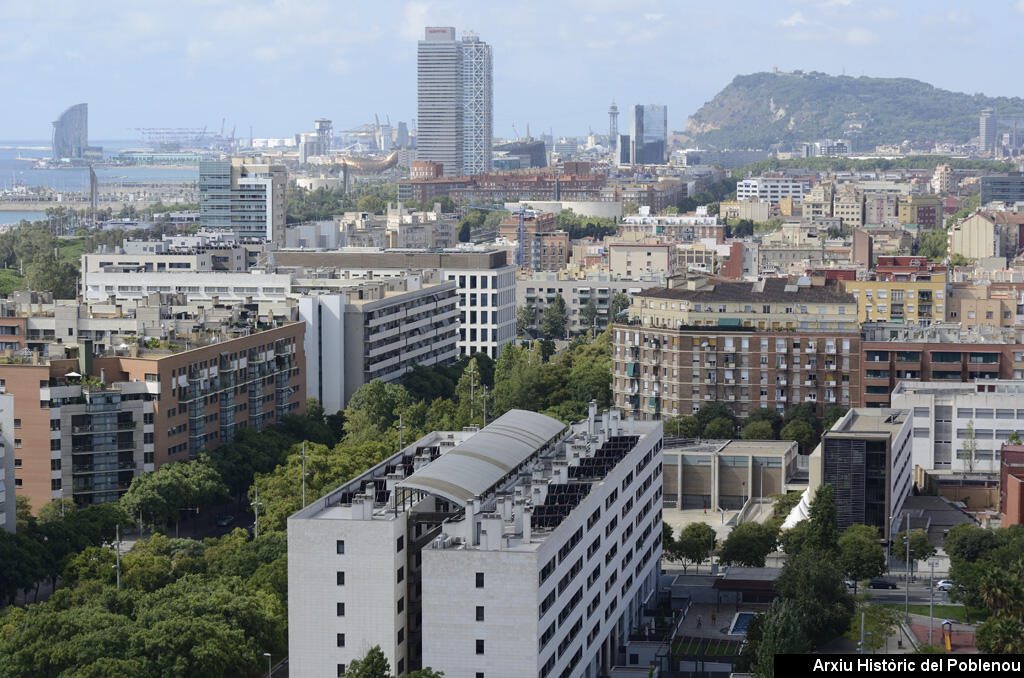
[{"left": 464, "top": 204, "right": 535, "bottom": 268}]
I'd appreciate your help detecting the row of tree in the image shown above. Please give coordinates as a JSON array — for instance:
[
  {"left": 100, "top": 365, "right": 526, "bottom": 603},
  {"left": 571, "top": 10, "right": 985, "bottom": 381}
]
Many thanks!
[
  {"left": 944, "top": 523, "right": 1024, "bottom": 652},
  {"left": 663, "top": 402, "right": 848, "bottom": 453}
]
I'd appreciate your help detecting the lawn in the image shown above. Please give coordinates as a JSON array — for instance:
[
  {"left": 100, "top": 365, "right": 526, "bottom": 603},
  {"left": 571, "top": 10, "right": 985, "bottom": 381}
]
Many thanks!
[
  {"left": 0, "top": 268, "right": 26, "bottom": 296},
  {"left": 55, "top": 237, "right": 89, "bottom": 265}
]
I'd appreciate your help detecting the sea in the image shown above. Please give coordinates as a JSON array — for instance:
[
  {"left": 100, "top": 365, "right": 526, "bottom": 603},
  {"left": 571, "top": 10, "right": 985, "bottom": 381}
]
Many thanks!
[{"left": 0, "top": 140, "right": 199, "bottom": 192}]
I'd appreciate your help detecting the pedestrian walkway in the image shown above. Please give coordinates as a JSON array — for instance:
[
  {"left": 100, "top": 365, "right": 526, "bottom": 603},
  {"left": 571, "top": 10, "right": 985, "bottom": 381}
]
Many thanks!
[{"left": 907, "top": 613, "right": 977, "bottom": 653}]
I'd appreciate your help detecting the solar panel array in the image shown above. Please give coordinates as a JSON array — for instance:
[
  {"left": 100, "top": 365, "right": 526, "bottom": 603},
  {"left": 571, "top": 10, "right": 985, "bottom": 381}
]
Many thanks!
[
  {"left": 568, "top": 435, "right": 640, "bottom": 481},
  {"left": 530, "top": 482, "right": 593, "bottom": 530}
]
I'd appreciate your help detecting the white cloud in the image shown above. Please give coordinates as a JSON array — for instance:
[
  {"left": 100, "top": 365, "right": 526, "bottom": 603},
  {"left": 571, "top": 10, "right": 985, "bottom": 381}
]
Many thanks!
[
  {"left": 820, "top": 0, "right": 853, "bottom": 6},
  {"left": 1016, "top": 0, "right": 1024, "bottom": 13},
  {"left": 643, "top": 13, "right": 664, "bottom": 21},
  {"left": 844, "top": 27, "right": 877, "bottom": 45},
  {"left": 779, "top": 11, "right": 808, "bottom": 27},
  {"left": 400, "top": 1, "right": 431, "bottom": 41},
  {"left": 869, "top": 7, "right": 898, "bottom": 21}
]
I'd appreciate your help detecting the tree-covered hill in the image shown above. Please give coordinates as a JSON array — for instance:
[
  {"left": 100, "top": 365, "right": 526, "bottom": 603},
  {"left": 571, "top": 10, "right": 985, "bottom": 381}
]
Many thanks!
[{"left": 684, "top": 70, "right": 1024, "bottom": 150}]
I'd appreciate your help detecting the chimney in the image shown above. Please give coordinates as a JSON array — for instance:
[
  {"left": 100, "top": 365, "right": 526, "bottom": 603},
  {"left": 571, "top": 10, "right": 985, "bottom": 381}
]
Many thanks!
[
  {"left": 588, "top": 399, "right": 598, "bottom": 436},
  {"left": 523, "top": 506, "right": 533, "bottom": 542}
]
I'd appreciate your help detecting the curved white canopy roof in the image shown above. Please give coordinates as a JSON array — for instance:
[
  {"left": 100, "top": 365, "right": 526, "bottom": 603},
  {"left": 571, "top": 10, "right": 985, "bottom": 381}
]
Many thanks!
[{"left": 398, "top": 409, "right": 565, "bottom": 505}]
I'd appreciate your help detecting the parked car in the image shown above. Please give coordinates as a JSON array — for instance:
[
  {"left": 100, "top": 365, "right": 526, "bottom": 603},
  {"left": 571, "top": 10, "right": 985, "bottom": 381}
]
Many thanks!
[
  {"left": 869, "top": 578, "right": 898, "bottom": 589},
  {"left": 844, "top": 579, "right": 856, "bottom": 589},
  {"left": 935, "top": 579, "right": 955, "bottom": 591},
  {"left": 216, "top": 514, "right": 235, "bottom": 527}
]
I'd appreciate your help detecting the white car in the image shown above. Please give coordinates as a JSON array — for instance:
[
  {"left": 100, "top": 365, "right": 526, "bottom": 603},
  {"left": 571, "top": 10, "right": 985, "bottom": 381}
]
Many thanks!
[{"left": 935, "top": 579, "right": 955, "bottom": 591}]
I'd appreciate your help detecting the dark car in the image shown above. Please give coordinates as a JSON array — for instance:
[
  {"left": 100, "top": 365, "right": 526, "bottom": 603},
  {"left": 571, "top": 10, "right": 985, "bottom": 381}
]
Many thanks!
[{"left": 869, "top": 577, "right": 898, "bottom": 589}]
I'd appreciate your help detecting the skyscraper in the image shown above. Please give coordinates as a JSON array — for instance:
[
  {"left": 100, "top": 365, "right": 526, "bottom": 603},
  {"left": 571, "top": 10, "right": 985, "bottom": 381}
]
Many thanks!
[
  {"left": 199, "top": 157, "right": 287, "bottom": 244},
  {"left": 980, "top": 108, "right": 997, "bottom": 152},
  {"left": 629, "top": 104, "right": 668, "bottom": 165},
  {"left": 52, "top": 103, "right": 88, "bottom": 160},
  {"left": 460, "top": 32, "right": 493, "bottom": 175},
  {"left": 417, "top": 27, "right": 492, "bottom": 177}
]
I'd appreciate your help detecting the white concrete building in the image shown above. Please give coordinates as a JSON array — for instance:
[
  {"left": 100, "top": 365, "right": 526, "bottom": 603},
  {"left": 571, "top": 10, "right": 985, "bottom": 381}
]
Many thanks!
[
  {"left": 735, "top": 176, "right": 809, "bottom": 204},
  {"left": 0, "top": 395, "right": 15, "bottom": 532},
  {"left": 82, "top": 271, "right": 295, "bottom": 303},
  {"left": 288, "top": 407, "right": 664, "bottom": 678},
  {"left": 891, "top": 379, "right": 1024, "bottom": 473}
]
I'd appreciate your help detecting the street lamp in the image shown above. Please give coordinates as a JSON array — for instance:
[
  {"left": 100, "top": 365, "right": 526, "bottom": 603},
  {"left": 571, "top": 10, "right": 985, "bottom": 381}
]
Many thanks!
[{"left": 263, "top": 652, "right": 272, "bottom": 678}]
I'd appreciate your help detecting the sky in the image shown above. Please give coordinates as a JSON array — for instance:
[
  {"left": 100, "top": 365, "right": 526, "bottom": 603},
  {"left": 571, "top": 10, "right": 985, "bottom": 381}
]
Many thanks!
[{"left": 2, "top": 0, "right": 1024, "bottom": 142}]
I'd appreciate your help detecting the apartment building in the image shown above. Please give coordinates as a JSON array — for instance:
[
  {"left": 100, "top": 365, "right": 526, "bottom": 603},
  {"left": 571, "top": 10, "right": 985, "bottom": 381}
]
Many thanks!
[
  {"left": 946, "top": 282, "right": 1017, "bottom": 328},
  {"left": 607, "top": 242, "right": 677, "bottom": 278},
  {"left": 619, "top": 210, "right": 724, "bottom": 244},
  {"left": 950, "top": 211, "right": 1024, "bottom": 261},
  {"left": 735, "top": 176, "right": 809, "bottom": 204},
  {"left": 613, "top": 278, "right": 860, "bottom": 419},
  {"left": 6, "top": 323, "right": 305, "bottom": 511},
  {"left": 891, "top": 379, "right": 1024, "bottom": 473},
  {"left": 859, "top": 323, "right": 1024, "bottom": 408},
  {"left": 833, "top": 185, "right": 865, "bottom": 228},
  {"left": 897, "top": 194, "right": 942, "bottom": 228},
  {"left": 199, "top": 157, "right": 287, "bottom": 244},
  {"left": 808, "top": 408, "right": 913, "bottom": 541},
  {"left": 82, "top": 270, "right": 295, "bottom": 304},
  {"left": 287, "top": 408, "right": 663, "bottom": 678},
  {"left": 272, "top": 248, "right": 516, "bottom": 359},
  {"left": 843, "top": 258, "right": 947, "bottom": 324},
  {"left": 516, "top": 272, "right": 664, "bottom": 334}
]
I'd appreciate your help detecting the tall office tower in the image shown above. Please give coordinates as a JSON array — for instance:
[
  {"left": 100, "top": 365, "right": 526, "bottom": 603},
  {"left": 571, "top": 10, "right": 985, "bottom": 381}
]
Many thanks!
[
  {"left": 395, "top": 122, "right": 410, "bottom": 148},
  {"left": 980, "top": 108, "right": 997, "bottom": 152},
  {"left": 52, "top": 103, "right": 88, "bottom": 160},
  {"left": 608, "top": 101, "right": 619, "bottom": 157},
  {"left": 629, "top": 104, "right": 668, "bottom": 165},
  {"left": 460, "top": 32, "right": 493, "bottom": 175},
  {"left": 199, "top": 157, "right": 287, "bottom": 244},
  {"left": 418, "top": 27, "right": 464, "bottom": 177}
]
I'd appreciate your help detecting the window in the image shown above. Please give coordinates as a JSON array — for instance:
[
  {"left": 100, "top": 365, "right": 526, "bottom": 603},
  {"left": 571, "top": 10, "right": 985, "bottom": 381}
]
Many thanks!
[
  {"left": 397, "top": 597, "right": 404, "bottom": 614},
  {"left": 337, "top": 571, "right": 345, "bottom": 585},
  {"left": 397, "top": 566, "right": 404, "bottom": 583},
  {"left": 338, "top": 665, "right": 346, "bottom": 676},
  {"left": 397, "top": 628, "right": 404, "bottom": 645},
  {"left": 337, "top": 602, "right": 345, "bottom": 616},
  {"left": 397, "top": 536, "right": 404, "bottom": 552},
  {"left": 13, "top": 418, "right": 20, "bottom": 428},
  {"left": 337, "top": 633, "right": 345, "bottom": 647},
  {"left": 476, "top": 606, "right": 485, "bottom": 621},
  {"left": 476, "top": 639, "right": 485, "bottom": 655},
  {"left": 336, "top": 540, "right": 345, "bottom": 554},
  {"left": 475, "top": 572, "right": 484, "bottom": 588}
]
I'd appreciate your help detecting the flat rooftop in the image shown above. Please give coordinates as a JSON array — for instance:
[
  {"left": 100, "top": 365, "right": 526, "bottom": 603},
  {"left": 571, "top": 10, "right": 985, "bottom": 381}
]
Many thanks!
[{"left": 830, "top": 408, "right": 909, "bottom": 436}]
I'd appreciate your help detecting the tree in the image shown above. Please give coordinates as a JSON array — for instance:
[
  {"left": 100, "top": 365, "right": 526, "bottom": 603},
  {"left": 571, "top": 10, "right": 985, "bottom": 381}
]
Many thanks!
[
  {"left": 454, "top": 357, "right": 487, "bottom": 428},
  {"left": 540, "top": 294, "right": 568, "bottom": 339},
  {"left": 696, "top": 402, "right": 737, "bottom": 432},
  {"left": 894, "top": 528, "right": 936, "bottom": 576},
  {"left": 673, "top": 523, "right": 716, "bottom": 573},
  {"left": 774, "top": 547, "right": 854, "bottom": 644},
  {"left": 976, "top": 616, "right": 1024, "bottom": 654},
  {"left": 356, "top": 195, "right": 387, "bottom": 214},
  {"left": 703, "top": 417, "right": 735, "bottom": 439},
  {"left": 806, "top": 483, "right": 840, "bottom": 554},
  {"left": 609, "top": 292, "right": 631, "bottom": 321},
  {"left": 917, "top": 228, "right": 948, "bottom": 260},
  {"left": 25, "top": 255, "right": 78, "bottom": 299},
  {"left": 754, "top": 599, "right": 811, "bottom": 677},
  {"left": 823, "top": 405, "right": 849, "bottom": 431},
  {"left": 746, "top": 408, "right": 782, "bottom": 437},
  {"left": 780, "top": 419, "right": 817, "bottom": 453},
  {"left": 622, "top": 202, "right": 639, "bottom": 216},
  {"left": 846, "top": 602, "right": 901, "bottom": 652},
  {"left": 579, "top": 299, "right": 599, "bottom": 331},
  {"left": 838, "top": 524, "right": 886, "bottom": 593},
  {"left": 663, "top": 415, "right": 700, "bottom": 438},
  {"left": 346, "top": 645, "right": 392, "bottom": 678},
  {"left": 37, "top": 498, "right": 77, "bottom": 524},
  {"left": 343, "top": 381, "right": 411, "bottom": 445},
  {"left": 1008, "top": 431, "right": 1022, "bottom": 445},
  {"left": 719, "top": 522, "right": 778, "bottom": 567},
  {"left": 963, "top": 420, "right": 978, "bottom": 472},
  {"left": 457, "top": 221, "right": 471, "bottom": 242},
  {"left": 516, "top": 303, "right": 535, "bottom": 337},
  {"left": 741, "top": 420, "right": 775, "bottom": 440},
  {"left": 949, "top": 253, "right": 971, "bottom": 267}
]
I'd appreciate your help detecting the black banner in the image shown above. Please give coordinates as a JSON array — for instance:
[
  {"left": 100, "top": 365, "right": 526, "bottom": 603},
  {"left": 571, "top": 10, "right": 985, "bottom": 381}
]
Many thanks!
[{"left": 776, "top": 654, "right": 1024, "bottom": 677}]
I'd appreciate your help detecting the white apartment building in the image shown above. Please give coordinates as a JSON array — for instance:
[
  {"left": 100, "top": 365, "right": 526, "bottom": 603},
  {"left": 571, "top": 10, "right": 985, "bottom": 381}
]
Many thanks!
[
  {"left": 82, "top": 271, "right": 295, "bottom": 303},
  {"left": 299, "top": 280, "right": 460, "bottom": 413},
  {"left": 891, "top": 379, "right": 1024, "bottom": 473},
  {"left": 0, "top": 395, "right": 14, "bottom": 532},
  {"left": 288, "top": 407, "right": 664, "bottom": 678},
  {"left": 735, "top": 176, "right": 809, "bottom": 204},
  {"left": 440, "top": 265, "right": 516, "bottom": 358}
]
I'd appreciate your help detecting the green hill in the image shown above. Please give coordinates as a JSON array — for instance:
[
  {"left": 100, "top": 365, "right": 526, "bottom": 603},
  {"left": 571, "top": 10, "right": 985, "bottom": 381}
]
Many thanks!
[{"left": 684, "top": 71, "right": 1024, "bottom": 150}]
